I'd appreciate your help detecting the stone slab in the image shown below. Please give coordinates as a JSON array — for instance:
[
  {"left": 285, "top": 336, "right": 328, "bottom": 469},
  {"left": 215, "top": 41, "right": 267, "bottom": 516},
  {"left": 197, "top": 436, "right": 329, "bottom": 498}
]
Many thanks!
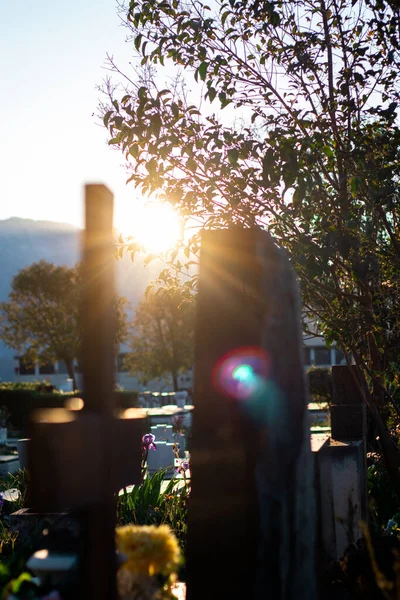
[
  {"left": 27, "top": 550, "right": 77, "bottom": 574},
  {"left": 314, "top": 439, "right": 367, "bottom": 563},
  {"left": 9, "top": 508, "right": 80, "bottom": 545},
  {"left": 330, "top": 404, "right": 366, "bottom": 440},
  {"left": 310, "top": 434, "right": 330, "bottom": 453},
  {"left": 331, "top": 365, "right": 364, "bottom": 405},
  {"left": 0, "top": 457, "right": 20, "bottom": 476}
]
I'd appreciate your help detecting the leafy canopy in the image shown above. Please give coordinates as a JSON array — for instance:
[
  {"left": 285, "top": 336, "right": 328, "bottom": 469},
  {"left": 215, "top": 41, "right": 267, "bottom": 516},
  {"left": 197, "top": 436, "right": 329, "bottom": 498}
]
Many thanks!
[
  {"left": 125, "top": 282, "right": 194, "bottom": 391},
  {"left": 0, "top": 261, "right": 129, "bottom": 382},
  {"left": 102, "top": 0, "right": 400, "bottom": 387},
  {"left": 101, "top": 0, "right": 400, "bottom": 494}
]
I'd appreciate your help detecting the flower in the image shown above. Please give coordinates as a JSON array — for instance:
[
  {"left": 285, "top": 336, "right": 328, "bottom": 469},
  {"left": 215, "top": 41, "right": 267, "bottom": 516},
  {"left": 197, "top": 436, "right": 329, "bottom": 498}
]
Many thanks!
[
  {"left": 116, "top": 524, "right": 181, "bottom": 577},
  {"left": 175, "top": 460, "right": 190, "bottom": 475},
  {"left": 142, "top": 433, "right": 157, "bottom": 452}
]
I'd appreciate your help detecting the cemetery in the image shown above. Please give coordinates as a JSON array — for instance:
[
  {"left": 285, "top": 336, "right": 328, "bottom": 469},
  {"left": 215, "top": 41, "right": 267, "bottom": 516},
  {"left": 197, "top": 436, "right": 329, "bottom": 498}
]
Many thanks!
[
  {"left": 1, "top": 0, "right": 400, "bottom": 597},
  {"left": 0, "top": 185, "right": 397, "bottom": 600}
]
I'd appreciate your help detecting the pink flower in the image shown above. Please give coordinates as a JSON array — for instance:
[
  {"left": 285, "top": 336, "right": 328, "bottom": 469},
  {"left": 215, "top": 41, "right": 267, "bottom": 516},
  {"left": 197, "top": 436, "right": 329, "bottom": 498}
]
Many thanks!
[{"left": 142, "top": 433, "right": 157, "bottom": 452}]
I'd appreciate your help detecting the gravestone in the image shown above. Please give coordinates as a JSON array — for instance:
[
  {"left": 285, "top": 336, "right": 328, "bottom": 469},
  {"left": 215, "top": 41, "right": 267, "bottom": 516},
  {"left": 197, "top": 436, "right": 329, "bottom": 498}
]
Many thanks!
[
  {"left": 315, "top": 365, "right": 367, "bottom": 563},
  {"left": 27, "top": 185, "right": 146, "bottom": 600},
  {"left": 186, "top": 229, "right": 316, "bottom": 600},
  {"left": 330, "top": 365, "right": 367, "bottom": 442}
]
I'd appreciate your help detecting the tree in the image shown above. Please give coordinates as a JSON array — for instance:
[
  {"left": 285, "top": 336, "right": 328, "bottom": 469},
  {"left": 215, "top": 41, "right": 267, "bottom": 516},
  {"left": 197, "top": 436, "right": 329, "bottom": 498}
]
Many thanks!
[
  {"left": 125, "top": 284, "right": 194, "bottom": 391},
  {"left": 0, "top": 261, "right": 129, "bottom": 390},
  {"left": 101, "top": 1, "right": 400, "bottom": 495}
]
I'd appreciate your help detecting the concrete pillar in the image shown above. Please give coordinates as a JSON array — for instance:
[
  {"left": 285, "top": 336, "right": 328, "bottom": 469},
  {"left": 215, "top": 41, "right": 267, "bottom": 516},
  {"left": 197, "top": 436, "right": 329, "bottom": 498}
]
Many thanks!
[{"left": 315, "top": 365, "right": 368, "bottom": 563}]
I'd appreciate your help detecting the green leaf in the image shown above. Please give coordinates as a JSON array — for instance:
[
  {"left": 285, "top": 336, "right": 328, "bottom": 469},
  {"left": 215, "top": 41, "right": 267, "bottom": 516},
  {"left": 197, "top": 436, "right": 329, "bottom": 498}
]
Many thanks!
[
  {"left": 261, "top": 148, "right": 274, "bottom": 186},
  {"left": 0, "top": 563, "right": 9, "bottom": 581},
  {"left": 198, "top": 61, "right": 208, "bottom": 81},
  {"left": 134, "top": 34, "right": 142, "bottom": 51},
  {"left": 146, "top": 158, "right": 157, "bottom": 173},
  {"left": 103, "top": 111, "right": 113, "bottom": 128},
  {"left": 350, "top": 176, "right": 362, "bottom": 196},
  {"left": 186, "top": 158, "right": 197, "bottom": 172},
  {"left": 144, "top": 254, "right": 158, "bottom": 267},
  {"left": 227, "top": 148, "right": 239, "bottom": 166},
  {"left": 293, "top": 181, "right": 305, "bottom": 207},
  {"left": 208, "top": 87, "right": 217, "bottom": 102},
  {"left": 354, "top": 72, "right": 364, "bottom": 84},
  {"left": 145, "top": 283, "right": 154, "bottom": 298},
  {"left": 129, "top": 145, "right": 139, "bottom": 158},
  {"left": 270, "top": 11, "right": 281, "bottom": 26},
  {"left": 219, "top": 91, "right": 231, "bottom": 108},
  {"left": 322, "top": 145, "right": 334, "bottom": 159},
  {"left": 11, "top": 573, "right": 32, "bottom": 593},
  {"left": 171, "top": 102, "right": 179, "bottom": 118}
]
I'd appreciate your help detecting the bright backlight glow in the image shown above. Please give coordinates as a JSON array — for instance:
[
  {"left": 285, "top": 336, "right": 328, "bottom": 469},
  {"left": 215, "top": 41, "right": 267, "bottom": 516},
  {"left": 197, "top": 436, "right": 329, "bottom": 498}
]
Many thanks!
[{"left": 116, "top": 200, "right": 181, "bottom": 253}]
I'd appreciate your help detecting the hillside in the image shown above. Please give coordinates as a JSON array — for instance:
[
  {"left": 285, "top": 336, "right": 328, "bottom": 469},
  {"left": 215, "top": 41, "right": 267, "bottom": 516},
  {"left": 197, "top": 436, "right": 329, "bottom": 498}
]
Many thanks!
[
  {"left": 0, "top": 217, "right": 164, "bottom": 371},
  {"left": 0, "top": 217, "right": 161, "bottom": 305}
]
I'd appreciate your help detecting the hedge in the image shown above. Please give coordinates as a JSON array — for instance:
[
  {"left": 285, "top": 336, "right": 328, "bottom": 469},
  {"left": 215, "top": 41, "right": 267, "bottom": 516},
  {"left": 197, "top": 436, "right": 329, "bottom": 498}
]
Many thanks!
[
  {"left": 306, "top": 366, "right": 332, "bottom": 402},
  {"left": 0, "top": 384, "right": 139, "bottom": 434}
]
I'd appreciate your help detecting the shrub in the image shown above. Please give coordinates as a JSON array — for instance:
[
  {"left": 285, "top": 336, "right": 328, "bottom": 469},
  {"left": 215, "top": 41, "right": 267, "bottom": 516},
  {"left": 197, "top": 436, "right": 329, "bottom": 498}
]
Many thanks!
[
  {"left": 306, "top": 366, "right": 332, "bottom": 402},
  {"left": 321, "top": 534, "right": 400, "bottom": 600},
  {"left": 0, "top": 385, "right": 139, "bottom": 433},
  {"left": 368, "top": 455, "right": 399, "bottom": 533},
  {"left": 117, "top": 469, "right": 189, "bottom": 556}
]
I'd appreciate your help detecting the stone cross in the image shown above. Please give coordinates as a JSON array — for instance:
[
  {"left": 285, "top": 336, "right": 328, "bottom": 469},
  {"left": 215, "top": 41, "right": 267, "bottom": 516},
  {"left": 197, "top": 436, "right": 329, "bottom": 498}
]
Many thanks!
[
  {"left": 28, "top": 185, "right": 146, "bottom": 600},
  {"left": 186, "top": 228, "right": 316, "bottom": 600}
]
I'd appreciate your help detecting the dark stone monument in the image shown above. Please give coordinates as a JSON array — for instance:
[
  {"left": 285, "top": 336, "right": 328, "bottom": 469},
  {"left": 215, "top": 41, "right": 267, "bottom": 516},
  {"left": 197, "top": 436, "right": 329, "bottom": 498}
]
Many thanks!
[
  {"left": 330, "top": 365, "right": 367, "bottom": 441},
  {"left": 186, "top": 228, "right": 316, "bottom": 600},
  {"left": 315, "top": 365, "right": 368, "bottom": 563},
  {"left": 27, "top": 185, "right": 146, "bottom": 600}
]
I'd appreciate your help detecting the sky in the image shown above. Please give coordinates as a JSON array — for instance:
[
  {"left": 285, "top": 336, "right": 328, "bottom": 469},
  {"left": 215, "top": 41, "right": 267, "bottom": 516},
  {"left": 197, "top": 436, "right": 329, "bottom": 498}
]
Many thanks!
[{"left": 1, "top": 0, "right": 142, "bottom": 229}]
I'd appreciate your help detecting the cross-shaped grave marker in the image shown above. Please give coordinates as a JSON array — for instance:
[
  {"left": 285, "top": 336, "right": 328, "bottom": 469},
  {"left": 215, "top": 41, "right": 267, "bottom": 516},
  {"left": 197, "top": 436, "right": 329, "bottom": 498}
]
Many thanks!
[{"left": 28, "top": 185, "right": 147, "bottom": 600}]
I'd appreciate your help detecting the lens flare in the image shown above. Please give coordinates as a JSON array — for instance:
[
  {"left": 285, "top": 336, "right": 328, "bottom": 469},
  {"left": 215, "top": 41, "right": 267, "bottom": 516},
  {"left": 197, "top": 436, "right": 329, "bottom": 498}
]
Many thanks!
[
  {"left": 212, "top": 347, "right": 270, "bottom": 401},
  {"left": 233, "top": 364, "right": 254, "bottom": 381}
]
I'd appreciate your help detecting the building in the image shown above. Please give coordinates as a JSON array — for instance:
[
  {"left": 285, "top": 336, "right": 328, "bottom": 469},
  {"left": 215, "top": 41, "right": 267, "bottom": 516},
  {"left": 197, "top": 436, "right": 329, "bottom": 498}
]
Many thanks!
[
  {"left": 0, "top": 334, "right": 343, "bottom": 393},
  {"left": 4, "top": 348, "right": 192, "bottom": 394}
]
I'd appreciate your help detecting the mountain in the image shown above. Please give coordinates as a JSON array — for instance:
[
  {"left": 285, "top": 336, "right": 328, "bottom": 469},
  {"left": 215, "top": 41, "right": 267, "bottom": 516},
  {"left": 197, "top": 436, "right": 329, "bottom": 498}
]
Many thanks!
[
  {"left": 0, "top": 217, "right": 164, "bottom": 374},
  {"left": 0, "top": 217, "right": 161, "bottom": 305},
  {"left": 0, "top": 218, "right": 80, "bottom": 303}
]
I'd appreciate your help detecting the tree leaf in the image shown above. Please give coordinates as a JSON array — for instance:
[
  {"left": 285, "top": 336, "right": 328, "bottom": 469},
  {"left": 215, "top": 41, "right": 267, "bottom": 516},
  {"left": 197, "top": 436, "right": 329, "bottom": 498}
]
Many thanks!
[
  {"left": 227, "top": 148, "right": 239, "bottom": 166},
  {"left": 103, "top": 111, "right": 113, "bottom": 128},
  {"left": 198, "top": 62, "right": 208, "bottom": 82},
  {"left": 144, "top": 253, "right": 158, "bottom": 267}
]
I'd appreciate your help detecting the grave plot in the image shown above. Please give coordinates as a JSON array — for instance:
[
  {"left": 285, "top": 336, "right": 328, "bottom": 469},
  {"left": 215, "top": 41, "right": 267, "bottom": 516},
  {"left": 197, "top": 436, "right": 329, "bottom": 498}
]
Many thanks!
[
  {"left": 2, "top": 185, "right": 372, "bottom": 600},
  {"left": 25, "top": 185, "right": 147, "bottom": 600}
]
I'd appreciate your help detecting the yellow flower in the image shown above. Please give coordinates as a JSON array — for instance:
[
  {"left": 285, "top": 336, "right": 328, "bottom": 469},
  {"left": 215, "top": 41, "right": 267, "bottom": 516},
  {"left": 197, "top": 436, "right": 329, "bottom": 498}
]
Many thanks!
[{"left": 116, "top": 524, "right": 181, "bottom": 577}]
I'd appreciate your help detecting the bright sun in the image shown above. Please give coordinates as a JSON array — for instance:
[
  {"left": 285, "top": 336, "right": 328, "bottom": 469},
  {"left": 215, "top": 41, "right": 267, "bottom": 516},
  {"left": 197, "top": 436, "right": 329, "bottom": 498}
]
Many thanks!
[{"left": 115, "top": 200, "right": 182, "bottom": 254}]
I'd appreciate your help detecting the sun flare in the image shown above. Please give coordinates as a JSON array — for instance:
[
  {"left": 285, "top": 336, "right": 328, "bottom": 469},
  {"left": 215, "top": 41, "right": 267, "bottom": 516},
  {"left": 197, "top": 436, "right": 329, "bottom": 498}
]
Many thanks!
[{"left": 115, "top": 201, "right": 182, "bottom": 254}]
